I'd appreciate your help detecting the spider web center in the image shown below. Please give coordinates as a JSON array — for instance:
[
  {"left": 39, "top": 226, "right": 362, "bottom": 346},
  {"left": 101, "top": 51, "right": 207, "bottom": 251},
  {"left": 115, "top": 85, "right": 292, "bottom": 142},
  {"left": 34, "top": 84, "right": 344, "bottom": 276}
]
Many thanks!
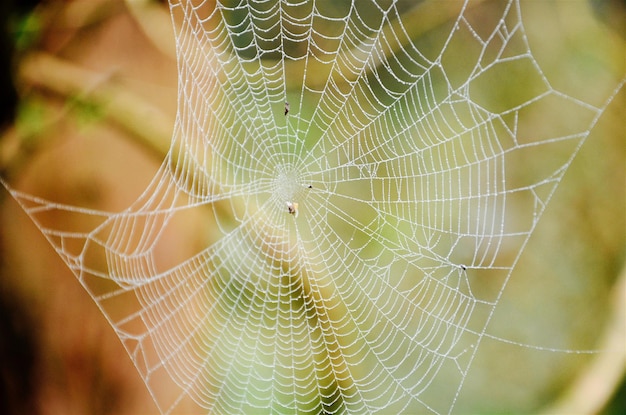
[{"left": 270, "top": 163, "right": 307, "bottom": 213}]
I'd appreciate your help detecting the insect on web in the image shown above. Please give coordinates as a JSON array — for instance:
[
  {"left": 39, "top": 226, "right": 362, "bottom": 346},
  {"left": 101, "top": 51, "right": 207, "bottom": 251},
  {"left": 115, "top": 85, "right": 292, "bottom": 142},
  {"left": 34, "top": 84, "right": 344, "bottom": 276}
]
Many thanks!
[{"left": 2, "top": 0, "right": 621, "bottom": 414}]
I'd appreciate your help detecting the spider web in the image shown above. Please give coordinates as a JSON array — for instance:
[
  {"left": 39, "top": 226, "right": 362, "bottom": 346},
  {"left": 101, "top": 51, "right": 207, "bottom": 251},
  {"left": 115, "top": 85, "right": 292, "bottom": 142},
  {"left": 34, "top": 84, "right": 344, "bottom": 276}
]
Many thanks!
[{"left": 2, "top": 0, "right": 622, "bottom": 414}]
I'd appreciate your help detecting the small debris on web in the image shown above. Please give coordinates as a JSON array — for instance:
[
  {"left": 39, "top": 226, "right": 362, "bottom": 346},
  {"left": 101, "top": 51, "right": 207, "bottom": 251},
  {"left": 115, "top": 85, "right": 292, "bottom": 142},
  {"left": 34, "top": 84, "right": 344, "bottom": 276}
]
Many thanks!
[{"left": 286, "top": 201, "right": 298, "bottom": 217}]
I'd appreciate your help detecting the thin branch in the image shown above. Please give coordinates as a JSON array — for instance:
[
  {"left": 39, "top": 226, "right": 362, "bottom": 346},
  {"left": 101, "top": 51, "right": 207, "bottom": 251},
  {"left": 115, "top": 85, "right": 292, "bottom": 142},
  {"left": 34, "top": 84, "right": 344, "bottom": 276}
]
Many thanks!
[
  {"left": 541, "top": 261, "right": 626, "bottom": 415},
  {"left": 17, "top": 52, "right": 174, "bottom": 160}
]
